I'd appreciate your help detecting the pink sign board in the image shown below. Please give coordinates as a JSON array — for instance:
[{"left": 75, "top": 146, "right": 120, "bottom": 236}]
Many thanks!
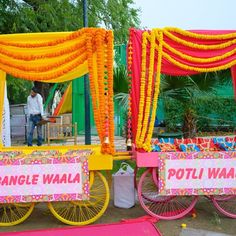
[
  {"left": 0, "top": 155, "right": 89, "bottom": 203},
  {"left": 158, "top": 151, "right": 236, "bottom": 195}
]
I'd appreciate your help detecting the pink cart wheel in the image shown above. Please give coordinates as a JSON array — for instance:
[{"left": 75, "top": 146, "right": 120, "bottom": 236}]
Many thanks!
[
  {"left": 212, "top": 195, "right": 236, "bottom": 218},
  {"left": 138, "top": 168, "right": 198, "bottom": 220},
  {"left": 134, "top": 166, "right": 147, "bottom": 190},
  {"left": 213, "top": 195, "right": 235, "bottom": 201},
  {"left": 136, "top": 167, "right": 171, "bottom": 203}
]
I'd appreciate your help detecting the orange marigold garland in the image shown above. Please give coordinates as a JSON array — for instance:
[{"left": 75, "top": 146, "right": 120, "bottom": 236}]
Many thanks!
[
  {"left": 139, "top": 30, "right": 156, "bottom": 149},
  {"left": 86, "top": 34, "right": 102, "bottom": 141},
  {"left": 0, "top": 48, "right": 87, "bottom": 72},
  {"left": 0, "top": 37, "right": 87, "bottom": 61},
  {"left": 0, "top": 28, "right": 94, "bottom": 48},
  {"left": 85, "top": 29, "right": 114, "bottom": 154},
  {"left": 106, "top": 30, "right": 115, "bottom": 154},
  {"left": 96, "top": 30, "right": 106, "bottom": 151},
  {"left": 102, "top": 44, "right": 110, "bottom": 152},
  {"left": 0, "top": 53, "right": 88, "bottom": 81}
]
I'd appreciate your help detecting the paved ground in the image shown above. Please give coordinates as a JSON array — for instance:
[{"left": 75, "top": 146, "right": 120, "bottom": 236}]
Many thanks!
[
  {"left": 12, "top": 135, "right": 127, "bottom": 150},
  {"left": 0, "top": 198, "right": 235, "bottom": 236},
  {"left": 180, "top": 228, "right": 232, "bottom": 236}
]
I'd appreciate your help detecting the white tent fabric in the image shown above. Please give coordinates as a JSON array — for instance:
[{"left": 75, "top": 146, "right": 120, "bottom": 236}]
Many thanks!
[{"left": 2, "top": 84, "right": 11, "bottom": 146}]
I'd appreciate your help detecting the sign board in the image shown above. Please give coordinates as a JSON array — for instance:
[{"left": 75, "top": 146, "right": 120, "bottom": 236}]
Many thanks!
[
  {"left": 0, "top": 155, "right": 89, "bottom": 203},
  {"left": 158, "top": 152, "right": 236, "bottom": 195}
]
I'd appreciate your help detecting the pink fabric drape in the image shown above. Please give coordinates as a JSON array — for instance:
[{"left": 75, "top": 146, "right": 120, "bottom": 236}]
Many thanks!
[
  {"left": 129, "top": 28, "right": 236, "bottom": 142},
  {"left": 231, "top": 65, "right": 236, "bottom": 97}
]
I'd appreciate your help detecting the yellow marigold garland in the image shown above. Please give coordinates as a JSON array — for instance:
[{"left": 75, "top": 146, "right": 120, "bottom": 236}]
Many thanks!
[
  {"left": 162, "top": 51, "right": 236, "bottom": 73},
  {"left": 135, "top": 31, "right": 148, "bottom": 148},
  {"left": 138, "top": 30, "right": 156, "bottom": 148},
  {"left": 127, "top": 30, "right": 133, "bottom": 147},
  {"left": 163, "top": 30, "right": 236, "bottom": 50},
  {"left": 143, "top": 31, "right": 163, "bottom": 151},
  {"left": 164, "top": 27, "right": 236, "bottom": 40},
  {"left": 163, "top": 41, "right": 236, "bottom": 63}
]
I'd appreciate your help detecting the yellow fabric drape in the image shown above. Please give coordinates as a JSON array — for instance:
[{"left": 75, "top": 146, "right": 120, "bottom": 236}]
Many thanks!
[
  {"left": 0, "top": 30, "right": 90, "bottom": 82},
  {"left": 57, "top": 83, "right": 72, "bottom": 115},
  {"left": 0, "top": 28, "right": 115, "bottom": 154},
  {"left": 0, "top": 70, "right": 6, "bottom": 146}
]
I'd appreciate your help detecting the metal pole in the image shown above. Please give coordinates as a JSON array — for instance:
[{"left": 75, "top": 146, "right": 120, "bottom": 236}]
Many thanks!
[{"left": 83, "top": 0, "right": 91, "bottom": 144}]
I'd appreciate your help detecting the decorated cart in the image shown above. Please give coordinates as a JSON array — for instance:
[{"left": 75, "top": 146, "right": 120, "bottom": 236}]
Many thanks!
[
  {"left": 1, "top": 26, "right": 236, "bottom": 227},
  {"left": 128, "top": 28, "right": 236, "bottom": 220},
  {"left": 0, "top": 28, "right": 115, "bottom": 226}
]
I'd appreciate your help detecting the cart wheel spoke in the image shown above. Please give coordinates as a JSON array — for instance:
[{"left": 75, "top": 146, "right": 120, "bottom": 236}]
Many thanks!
[
  {"left": 0, "top": 203, "right": 35, "bottom": 226},
  {"left": 212, "top": 195, "right": 236, "bottom": 218},
  {"left": 48, "top": 171, "right": 109, "bottom": 225},
  {"left": 138, "top": 168, "right": 198, "bottom": 220}
]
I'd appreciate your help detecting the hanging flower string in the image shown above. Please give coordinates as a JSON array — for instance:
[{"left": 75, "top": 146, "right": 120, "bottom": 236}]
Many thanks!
[
  {"left": 103, "top": 45, "right": 110, "bottom": 151},
  {"left": 86, "top": 36, "right": 102, "bottom": 141},
  {"left": 139, "top": 30, "right": 156, "bottom": 148},
  {"left": 96, "top": 31, "right": 106, "bottom": 145},
  {"left": 126, "top": 30, "right": 133, "bottom": 148},
  {"left": 106, "top": 31, "right": 115, "bottom": 154},
  {"left": 143, "top": 31, "right": 163, "bottom": 151},
  {"left": 135, "top": 32, "right": 148, "bottom": 148}
]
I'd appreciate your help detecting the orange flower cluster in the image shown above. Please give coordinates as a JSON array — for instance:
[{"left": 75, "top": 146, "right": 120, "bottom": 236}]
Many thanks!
[{"left": 84, "top": 29, "right": 115, "bottom": 154}]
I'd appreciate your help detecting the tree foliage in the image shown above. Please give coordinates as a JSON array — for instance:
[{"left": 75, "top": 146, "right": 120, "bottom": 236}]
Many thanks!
[
  {"left": 7, "top": 74, "right": 33, "bottom": 104},
  {"left": 0, "top": 0, "right": 140, "bottom": 41},
  {"left": 160, "top": 70, "right": 232, "bottom": 136},
  {"left": 0, "top": 0, "right": 140, "bottom": 104}
]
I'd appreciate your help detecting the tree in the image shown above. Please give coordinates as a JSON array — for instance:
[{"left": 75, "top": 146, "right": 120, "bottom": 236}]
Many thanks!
[
  {"left": 17, "top": 0, "right": 140, "bottom": 42},
  {"left": 160, "top": 70, "right": 232, "bottom": 137},
  {"left": 1, "top": 0, "right": 140, "bottom": 104},
  {"left": 113, "top": 65, "right": 129, "bottom": 138},
  {"left": 7, "top": 75, "right": 33, "bottom": 104},
  {"left": 0, "top": 0, "right": 19, "bottom": 34}
]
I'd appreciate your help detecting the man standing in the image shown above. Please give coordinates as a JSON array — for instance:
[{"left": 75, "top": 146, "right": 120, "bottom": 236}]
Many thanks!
[{"left": 27, "top": 87, "right": 44, "bottom": 146}]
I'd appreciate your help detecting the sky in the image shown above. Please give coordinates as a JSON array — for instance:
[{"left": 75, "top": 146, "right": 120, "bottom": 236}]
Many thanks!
[{"left": 133, "top": 0, "right": 236, "bottom": 30}]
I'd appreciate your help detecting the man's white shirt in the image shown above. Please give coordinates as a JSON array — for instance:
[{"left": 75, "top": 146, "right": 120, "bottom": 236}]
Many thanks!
[{"left": 27, "top": 94, "right": 44, "bottom": 116}]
